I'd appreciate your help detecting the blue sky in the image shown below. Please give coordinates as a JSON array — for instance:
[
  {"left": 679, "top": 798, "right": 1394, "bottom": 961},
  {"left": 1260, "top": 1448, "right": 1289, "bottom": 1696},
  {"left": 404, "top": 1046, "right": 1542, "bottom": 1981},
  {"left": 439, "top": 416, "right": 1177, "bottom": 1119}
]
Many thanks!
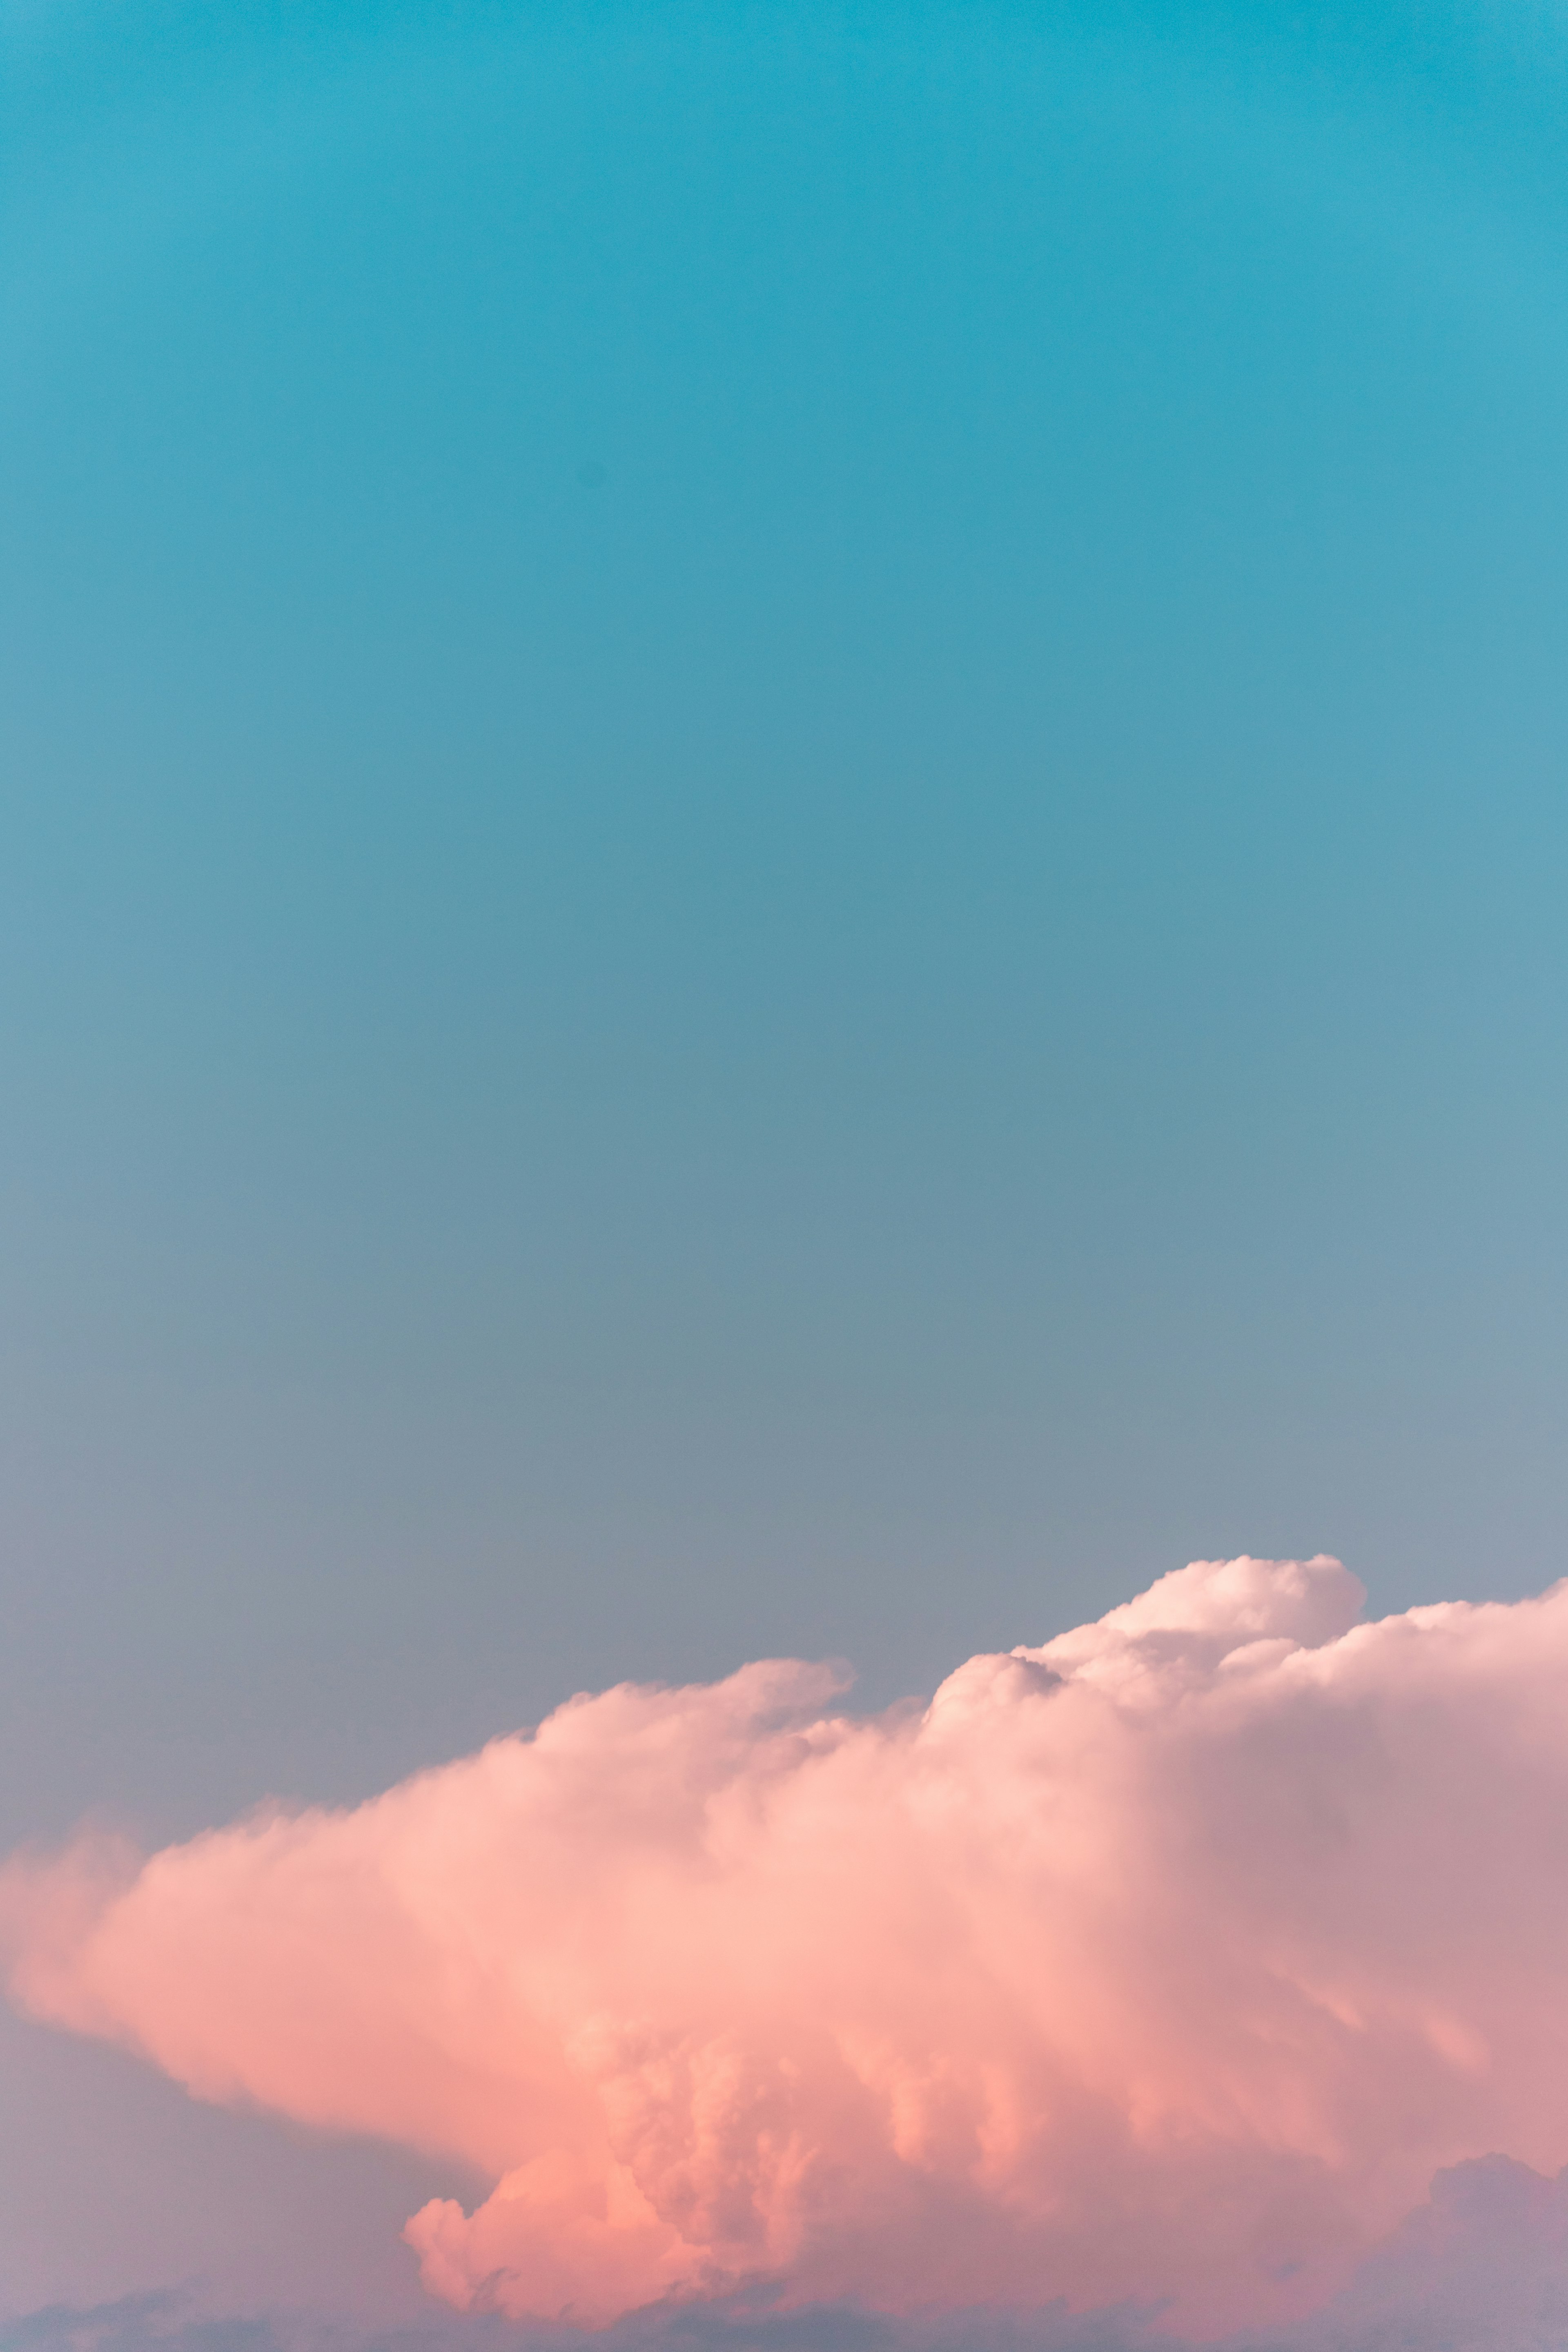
[{"left": 4, "top": 0, "right": 1568, "bottom": 2318}]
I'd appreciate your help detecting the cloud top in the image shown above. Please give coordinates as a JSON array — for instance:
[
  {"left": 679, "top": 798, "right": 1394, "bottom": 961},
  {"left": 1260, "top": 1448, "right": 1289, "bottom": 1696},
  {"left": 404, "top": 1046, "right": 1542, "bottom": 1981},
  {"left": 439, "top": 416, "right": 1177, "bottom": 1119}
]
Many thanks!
[{"left": 7, "top": 1557, "right": 1568, "bottom": 2337}]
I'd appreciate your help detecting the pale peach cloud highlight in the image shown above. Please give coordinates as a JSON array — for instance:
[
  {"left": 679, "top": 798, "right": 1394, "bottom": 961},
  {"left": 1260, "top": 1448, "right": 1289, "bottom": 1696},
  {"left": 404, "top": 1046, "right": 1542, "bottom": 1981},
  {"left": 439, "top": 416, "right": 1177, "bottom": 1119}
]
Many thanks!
[{"left": 6, "top": 1557, "right": 1568, "bottom": 2338}]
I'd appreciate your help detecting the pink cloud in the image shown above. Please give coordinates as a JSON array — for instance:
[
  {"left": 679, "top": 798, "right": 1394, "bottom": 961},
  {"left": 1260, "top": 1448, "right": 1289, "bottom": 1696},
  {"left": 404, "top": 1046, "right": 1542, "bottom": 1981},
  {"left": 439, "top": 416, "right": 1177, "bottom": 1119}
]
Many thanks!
[{"left": 7, "top": 1558, "right": 1568, "bottom": 2339}]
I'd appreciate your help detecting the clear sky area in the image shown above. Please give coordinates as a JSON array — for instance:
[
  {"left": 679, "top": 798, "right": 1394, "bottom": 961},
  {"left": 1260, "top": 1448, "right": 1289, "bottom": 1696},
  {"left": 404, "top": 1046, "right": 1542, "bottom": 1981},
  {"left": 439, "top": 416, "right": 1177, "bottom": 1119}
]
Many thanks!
[{"left": 4, "top": 0, "right": 1568, "bottom": 2334}]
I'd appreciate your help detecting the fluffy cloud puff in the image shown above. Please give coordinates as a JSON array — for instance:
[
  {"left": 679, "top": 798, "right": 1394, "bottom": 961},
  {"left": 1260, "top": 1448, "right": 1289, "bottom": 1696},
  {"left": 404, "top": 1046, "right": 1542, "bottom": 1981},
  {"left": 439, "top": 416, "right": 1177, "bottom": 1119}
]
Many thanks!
[{"left": 7, "top": 1558, "right": 1568, "bottom": 2339}]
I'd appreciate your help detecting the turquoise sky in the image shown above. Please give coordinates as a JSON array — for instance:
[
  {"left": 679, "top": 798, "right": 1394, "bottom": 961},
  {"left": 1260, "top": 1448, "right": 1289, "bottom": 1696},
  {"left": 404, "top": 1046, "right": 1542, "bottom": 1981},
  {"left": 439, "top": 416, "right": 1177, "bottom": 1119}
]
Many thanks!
[{"left": 5, "top": 0, "right": 1568, "bottom": 2312}]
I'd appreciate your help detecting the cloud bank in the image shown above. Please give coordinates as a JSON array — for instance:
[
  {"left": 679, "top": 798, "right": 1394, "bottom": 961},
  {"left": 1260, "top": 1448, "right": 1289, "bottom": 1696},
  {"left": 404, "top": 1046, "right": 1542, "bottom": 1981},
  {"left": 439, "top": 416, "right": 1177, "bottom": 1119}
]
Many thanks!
[
  {"left": 15, "top": 2152, "right": 1568, "bottom": 2352},
  {"left": 7, "top": 1559, "right": 1568, "bottom": 2338},
  {"left": 12, "top": 2159, "right": 1568, "bottom": 2352}
]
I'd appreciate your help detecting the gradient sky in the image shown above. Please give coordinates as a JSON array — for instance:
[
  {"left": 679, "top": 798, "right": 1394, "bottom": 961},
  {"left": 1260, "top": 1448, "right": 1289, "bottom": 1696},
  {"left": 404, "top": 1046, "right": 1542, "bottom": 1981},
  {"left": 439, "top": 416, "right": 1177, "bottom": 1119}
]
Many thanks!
[{"left": 5, "top": 0, "right": 1568, "bottom": 2322}]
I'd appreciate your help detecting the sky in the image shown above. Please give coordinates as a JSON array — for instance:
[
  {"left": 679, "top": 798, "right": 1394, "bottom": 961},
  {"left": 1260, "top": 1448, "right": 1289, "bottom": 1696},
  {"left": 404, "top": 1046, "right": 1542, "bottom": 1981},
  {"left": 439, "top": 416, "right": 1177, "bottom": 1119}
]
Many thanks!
[{"left": 4, "top": 0, "right": 1568, "bottom": 2339}]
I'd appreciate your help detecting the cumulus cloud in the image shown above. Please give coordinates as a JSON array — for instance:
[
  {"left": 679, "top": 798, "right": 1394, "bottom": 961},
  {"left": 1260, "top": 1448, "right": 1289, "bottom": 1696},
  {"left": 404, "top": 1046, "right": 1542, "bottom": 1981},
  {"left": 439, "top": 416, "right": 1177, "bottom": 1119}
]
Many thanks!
[{"left": 7, "top": 1559, "right": 1568, "bottom": 2339}]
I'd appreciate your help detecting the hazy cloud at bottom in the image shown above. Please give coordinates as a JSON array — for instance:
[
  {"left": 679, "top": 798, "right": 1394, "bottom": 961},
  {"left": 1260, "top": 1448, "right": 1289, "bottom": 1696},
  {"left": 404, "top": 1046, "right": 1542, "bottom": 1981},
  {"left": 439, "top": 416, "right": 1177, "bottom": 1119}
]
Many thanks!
[
  {"left": 9, "top": 2158, "right": 1568, "bottom": 2352},
  {"left": 7, "top": 1559, "right": 1568, "bottom": 2341}
]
